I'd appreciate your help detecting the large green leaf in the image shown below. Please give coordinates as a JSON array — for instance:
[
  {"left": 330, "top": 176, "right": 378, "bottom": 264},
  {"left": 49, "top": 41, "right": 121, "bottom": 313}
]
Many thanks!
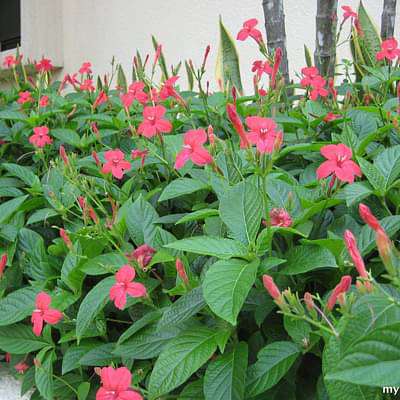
[
  {"left": 357, "top": 157, "right": 385, "bottom": 195},
  {"left": 341, "top": 182, "right": 372, "bottom": 207},
  {"left": 375, "top": 145, "right": 400, "bottom": 189},
  {"left": 61, "top": 242, "right": 84, "bottom": 293},
  {"left": 148, "top": 327, "right": 219, "bottom": 399},
  {"left": 35, "top": 349, "right": 55, "bottom": 400},
  {"left": 204, "top": 342, "right": 248, "bottom": 400},
  {"left": 203, "top": 259, "right": 258, "bottom": 325},
  {"left": 80, "top": 252, "right": 127, "bottom": 276},
  {"left": 158, "top": 287, "right": 206, "bottom": 327},
  {"left": 219, "top": 181, "right": 263, "bottom": 245},
  {"left": 246, "top": 341, "right": 300, "bottom": 397},
  {"left": 76, "top": 276, "right": 114, "bottom": 340},
  {"left": 2, "top": 163, "right": 41, "bottom": 188},
  {"left": 0, "top": 195, "right": 28, "bottom": 224},
  {"left": 280, "top": 245, "right": 337, "bottom": 274},
  {"left": 0, "top": 286, "right": 39, "bottom": 326},
  {"left": 79, "top": 343, "right": 118, "bottom": 366},
  {"left": 215, "top": 17, "right": 243, "bottom": 93},
  {"left": 159, "top": 178, "right": 209, "bottom": 202},
  {"left": 164, "top": 236, "right": 248, "bottom": 259},
  {"left": 0, "top": 324, "right": 52, "bottom": 354},
  {"left": 51, "top": 128, "right": 81, "bottom": 147}
]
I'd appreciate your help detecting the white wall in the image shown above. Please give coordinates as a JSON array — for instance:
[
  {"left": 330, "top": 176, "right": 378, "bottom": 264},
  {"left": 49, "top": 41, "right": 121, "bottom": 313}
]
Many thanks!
[{"left": 2, "top": 1, "right": 400, "bottom": 93}]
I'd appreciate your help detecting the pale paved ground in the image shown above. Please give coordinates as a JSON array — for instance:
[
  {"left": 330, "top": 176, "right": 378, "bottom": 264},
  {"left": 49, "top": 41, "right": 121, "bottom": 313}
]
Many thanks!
[{"left": 0, "top": 371, "right": 30, "bottom": 400}]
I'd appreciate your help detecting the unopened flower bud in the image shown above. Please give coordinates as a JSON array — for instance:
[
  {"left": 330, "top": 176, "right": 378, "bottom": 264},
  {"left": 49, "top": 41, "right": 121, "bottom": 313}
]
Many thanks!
[
  {"left": 59, "top": 228, "right": 72, "bottom": 248},
  {"left": 176, "top": 258, "right": 189, "bottom": 285},
  {"left": 304, "top": 292, "right": 314, "bottom": 311},
  {"left": 359, "top": 203, "right": 382, "bottom": 231},
  {"left": 262, "top": 274, "right": 281, "bottom": 300}
]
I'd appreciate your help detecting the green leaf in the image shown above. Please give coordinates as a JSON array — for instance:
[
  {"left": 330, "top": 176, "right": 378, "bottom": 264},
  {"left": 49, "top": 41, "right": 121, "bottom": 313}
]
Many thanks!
[
  {"left": 79, "top": 343, "right": 118, "bottom": 366},
  {"left": 61, "top": 242, "right": 84, "bottom": 292},
  {"left": 159, "top": 178, "right": 209, "bottom": 202},
  {"left": 341, "top": 182, "right": 372, "bottom": 206},
  {"left": 0, "top": 195, "right": 28, "bottom": 224},
  {"left": 179, "top": 379, "right": 205, "bottom": 400},
  {"left": 27, "top": 208, "right": 58, "bottom": 225},
  {"left": 203, "top": 259, "right": 258, "bottom": 325},
  {"left": 158, "top": 287, "right": 206, "bottom": 327},
  {"left": 176, "top": 209, "right": 219, "bottom": 225},
  {"left": 148, "top": 327, "right": 219, "bottom": 399},
  {"left": 2, "top": 163, "right": 41, "bottom": 188},
  {"left": 164, "top": 236, "right": 248, "bottom": 259},
  {"left": 0, "top": 286, "right": 39, "bottom": 326},
  {"left": 77, "top": 382, "right": 90, "bottom": 400},
  {"left": 80, "top": 252, "right": 127, "bottom": 276},
  {"left": 62, "top": 343, "right": 99, "bottom": 374},
  {"left": 280, "top": 245, "right": 337, "bottom": 275},
  {"left": 246, "top": 341, "right": 300, "bottom": 397},
  {"left": 215, "top": 17, "right": 243, "bottom": 93},
  {"left": 375, "top": 145, "right": 400, "bottom": 189},
  {"left": 0, "top": 110, "right": 27, "bottom": 121},
  {"left": 76, "top": 276, "right": 115, "bottom": 340},
  {"left": 0, "top": 324, "right": 51, "bottom": 354},
  {"left": 204, "top": 342, "right": 248, "bottom": 400},
  {"left": 357, "top": 157, "right": 385, "bottom": 195},
  {"left": 219, "top": 181, "right": 263, "bottom": 245},
  {"left": 35, "top": 349, "right": 55, "bottom": 400},
  {"left": 51, "top": 128, "right": 81, "bottom": 147},
  {"left": 126, "top": 195, "right": 159, "bottom": 245}
]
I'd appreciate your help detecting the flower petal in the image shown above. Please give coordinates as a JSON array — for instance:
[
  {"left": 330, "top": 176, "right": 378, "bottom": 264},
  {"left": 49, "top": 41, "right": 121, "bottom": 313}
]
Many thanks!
[{"left": 126, "top": 282, "right": 147, "bottom": 298}]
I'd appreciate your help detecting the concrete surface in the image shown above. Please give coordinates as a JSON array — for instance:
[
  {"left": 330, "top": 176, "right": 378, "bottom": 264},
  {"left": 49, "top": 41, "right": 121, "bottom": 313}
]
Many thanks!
[{"left": 0, "top": 370, "right": 31, "bottom": 400}]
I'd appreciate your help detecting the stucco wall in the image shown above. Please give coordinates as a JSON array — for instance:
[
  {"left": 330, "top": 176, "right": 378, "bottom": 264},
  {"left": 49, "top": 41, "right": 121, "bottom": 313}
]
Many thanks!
[{"left": 3, "top": 1, "right": 400, "bottom": 92}]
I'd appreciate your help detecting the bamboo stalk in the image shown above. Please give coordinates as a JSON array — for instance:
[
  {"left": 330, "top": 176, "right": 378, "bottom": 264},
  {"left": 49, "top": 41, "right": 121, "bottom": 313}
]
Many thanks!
[
  {"left": 314, "top": 0, "right": 338, "bottom": 78},
  {"left": 381, "top": 0, "right": 397, "bottom": 40},
  {"left": 262, "top": 0, "right": 290, "bottom": 84}
]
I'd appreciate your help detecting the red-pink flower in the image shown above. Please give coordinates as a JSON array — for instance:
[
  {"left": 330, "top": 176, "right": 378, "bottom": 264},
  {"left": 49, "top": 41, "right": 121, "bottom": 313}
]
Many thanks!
[
  {"left": 252, "top": 60, "right": 272, "bottom": 78},
  {"left": 327, "top": 275, "right": 352, "bottom": 310},
  {"left": 316, "top": 144, "right": 361, "bottom": 184},
  {"left": 17, "top": 91, "right": 33, "bottom": 104},
  {"left": 128, "top": 81, "right": 148, "bottom": 104},
  {"left": 328, "top": 78, "right": 337, "bottom": 100},
  {"left": 29, "top": 126, "right": 53, "bottom": 148},
  {"left": 79, "top": 62, "right": 92, "bottom": 75},
  {"left": 226, "top": 104, "right": 250, "bottom": 149},
  {"left": 31, "top": 292, "right": 63, "bottom": 336},
  {"left": 323, "top": 112, "right": 340, "bottom": 122},
  {"left": 0, "top": 253, "right": 7, "bottom": 278},
  {"left": 109, "top": 265, "right": 147, "bottom": 310},
  {"left": 245, "top": 116, "right": 280, "bottom": 154},
  {"left": 102, "top": 149, "right": 131, "bottom": 179},
  {"left": 127, "top": 244, "right": 156, "bottom": 270},
  {"left": 342, "top": 6, "right": 357, "bottom": 21},
  {"left": 300, "top": 67, "right": 320, "bottom": 87},
  {"left": 262, "top": 275, "right": 281, "bottom": 300},
  {"left": 237, "top": 19, "right": 262, "bottom": 43},
  {"left": 93, "top": 91, "right": 108, "bottom": 109},
  {"left": 96, "top": 366, "right": 143, "bottom": 400},
  {"left": 159, "top": 76, "right": 180, "bottom": 101},
  {"left": 376, "top": 38, "right": 400, "bottom": 61},
  {"left": 80, "top": 79, "right": 95, "bottom": 92},
  {"left": 269, "top": 208, "right": 292, "bottom": 227},
  {"left": 309, "top": 76, "right": 329, "bottom": 101},
  {"left": 35, "top": 58, "right": 53, "bottom": 73},
  {"left": 131, "top": 149, "right": 149, "bottom": 167},
  {"left": 39, "top": 95, "right": 49, "bottom": 107},
  {"left": 137, "top": 105, "right": 172, "bottom": 138},
  {"left": 121, "top": 92, "right": 135, "bottom": 109},
  {"left": 15, "top": 362, "right": 29, "bottom": 374},
  {"left": 2, "top": 55, "right": 19, "bottom": 68},
  {"left": 175, "top": 129, "right": 213, "bottom": 169}
]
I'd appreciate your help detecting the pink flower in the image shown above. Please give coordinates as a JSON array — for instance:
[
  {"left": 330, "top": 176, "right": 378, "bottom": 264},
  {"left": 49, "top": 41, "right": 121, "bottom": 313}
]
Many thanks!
[
  {"left": 93, "top": 91, "right": 108, "bottom": 109},
  {"left": 327, "top": 276, "right": 352, "bottom": 310},
  {"left": 131, "top": 149, "right": 148, "bottom": 167},
  {"left": 376, "top": 38, "right": 400, "bottom": 61},
  {"left": 323, "top": 112, "right": 340, "bottom": 122},
  {"left": 128, "top": 81, "right": 148, "bottom": 104},
  {"left": 245, "top": 116, "right": 280, "bottom": 154},
  {"left": 342, "top": 6, "right": 357, "bottom": 21},
  {"left": 175, "top": 129, "right": 213, "bottom": 169},
  {"left": 0, "top": 254, "right": 7, "bottom": 278},
  {"left": 102, "top": 149, "right": 131, "bottom": 179},
  {"left": 316, "top": 144, "right": 361, "bottom": 184},
  {"left": 176, "top": 259, "right": 189, "bottom": 285},
  {"left": 29, "top": 126, "right": 53, "bottom": 148},
  {"left": 39, "top": 95, "right": 49, "bottom": 107},
  {"left": 3, "top": 55, "right": 19, "bottom": 68},
  {"left": 237, "top": 19, "right": 262, "bottom": 43},
  {"left": 35, "top": 58, "right": 53, "bottom": 73},
  {"left": 80, "top": 79, "right": 95, "bottom": 92},
  {"left": 269, "top": 208, "right": 292, "bottom": 227},
  {"left": 226, "top": 104, "right": 250, "bottom": 149},
  {"left": 96, "top": 366, "right": 143, "bottom": 400},
  {"left": 127, "top": 244, "right": 156, "bottom": 270},
  {"left": 309, "top": 76, "right": 329, "bottom": 101},
  {"left": 79, "top": 62, "right": 92, "bottom": 75},
  {"left": 328, "top": 78, "right": 337, "bottom": 100},
  {"left": 120, "top": 92, "right": 135, "bottom": 110},
  {"left": 262, "top": 275, "right": 281, "bottom": 300},
  {"left": 109, "top": 265, "right": 147, "bottom": 310},
  {"left": 17, "top": 91, "right": 33, "bottom": 104},
  {"left": 15, "top": 362, "right": 29, "bottom": 374},
  {"left": 159, "top": 76, "right": 180, "bottom": 101},
  {"left": 300, "top": 67, "right": 320, "bottom": 87},
  {"left": 31, "top": 292, "right": 63, "bottom": 336},
  {"left": 252, "top": 60, "right": 272, "bottom": 78},
  {"left": 137, "top": 105, "right": 172, "bottom": 138}
]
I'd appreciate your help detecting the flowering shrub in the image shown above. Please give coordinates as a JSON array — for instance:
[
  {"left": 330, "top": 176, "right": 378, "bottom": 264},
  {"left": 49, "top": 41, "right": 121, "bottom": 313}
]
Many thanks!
[{"left": 0, "top": 6, "right": 400, "bottom": 400}]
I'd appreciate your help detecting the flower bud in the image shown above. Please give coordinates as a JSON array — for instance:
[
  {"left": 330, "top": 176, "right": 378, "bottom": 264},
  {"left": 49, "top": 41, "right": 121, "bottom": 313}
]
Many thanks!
[
  {"left": 59, "top": 228, "right": 72, "bottom": 248},
  {"left": 262, "top": 274, "right": 281, "bottom": 300},
  {"left": 359, "top": 203, "right": 382, "bottom": 231},
  {"left": 207, "top": 125, "right": 215, "bottom": 146},
  {"left": 226, "top": 103, "right": 250, "bottom": 149},
  {"left": 89, "top": 207, "right": 99, "bottom": 224},
  {"left": 92, "top": 151, "right": 101, "bottom": 167},
  {"left": 327, "top": 275, "right": 352, "bottom": 311},
  {"left": 304, "top": 292, "right": 314, "bottom": 311},
  {"left": 59, "top": 145, "right": 69, "bottom": 166},
  {"left": 0, "top": 253, "right": 7, "bottom": 278},
  {"left": 176, "top": 258, "right": 189, "bottom": 285}
]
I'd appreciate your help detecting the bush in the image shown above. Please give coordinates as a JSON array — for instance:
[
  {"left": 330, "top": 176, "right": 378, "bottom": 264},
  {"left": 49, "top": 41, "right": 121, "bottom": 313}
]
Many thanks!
[{"left": 0, "top": 7, "right": 400, "bottom": 400}]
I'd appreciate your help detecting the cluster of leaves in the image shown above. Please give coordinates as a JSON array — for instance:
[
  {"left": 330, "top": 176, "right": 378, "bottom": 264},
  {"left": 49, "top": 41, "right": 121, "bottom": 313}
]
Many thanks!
[{"left": 0, "top": 6, "right": 400, "bottom": 400}]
